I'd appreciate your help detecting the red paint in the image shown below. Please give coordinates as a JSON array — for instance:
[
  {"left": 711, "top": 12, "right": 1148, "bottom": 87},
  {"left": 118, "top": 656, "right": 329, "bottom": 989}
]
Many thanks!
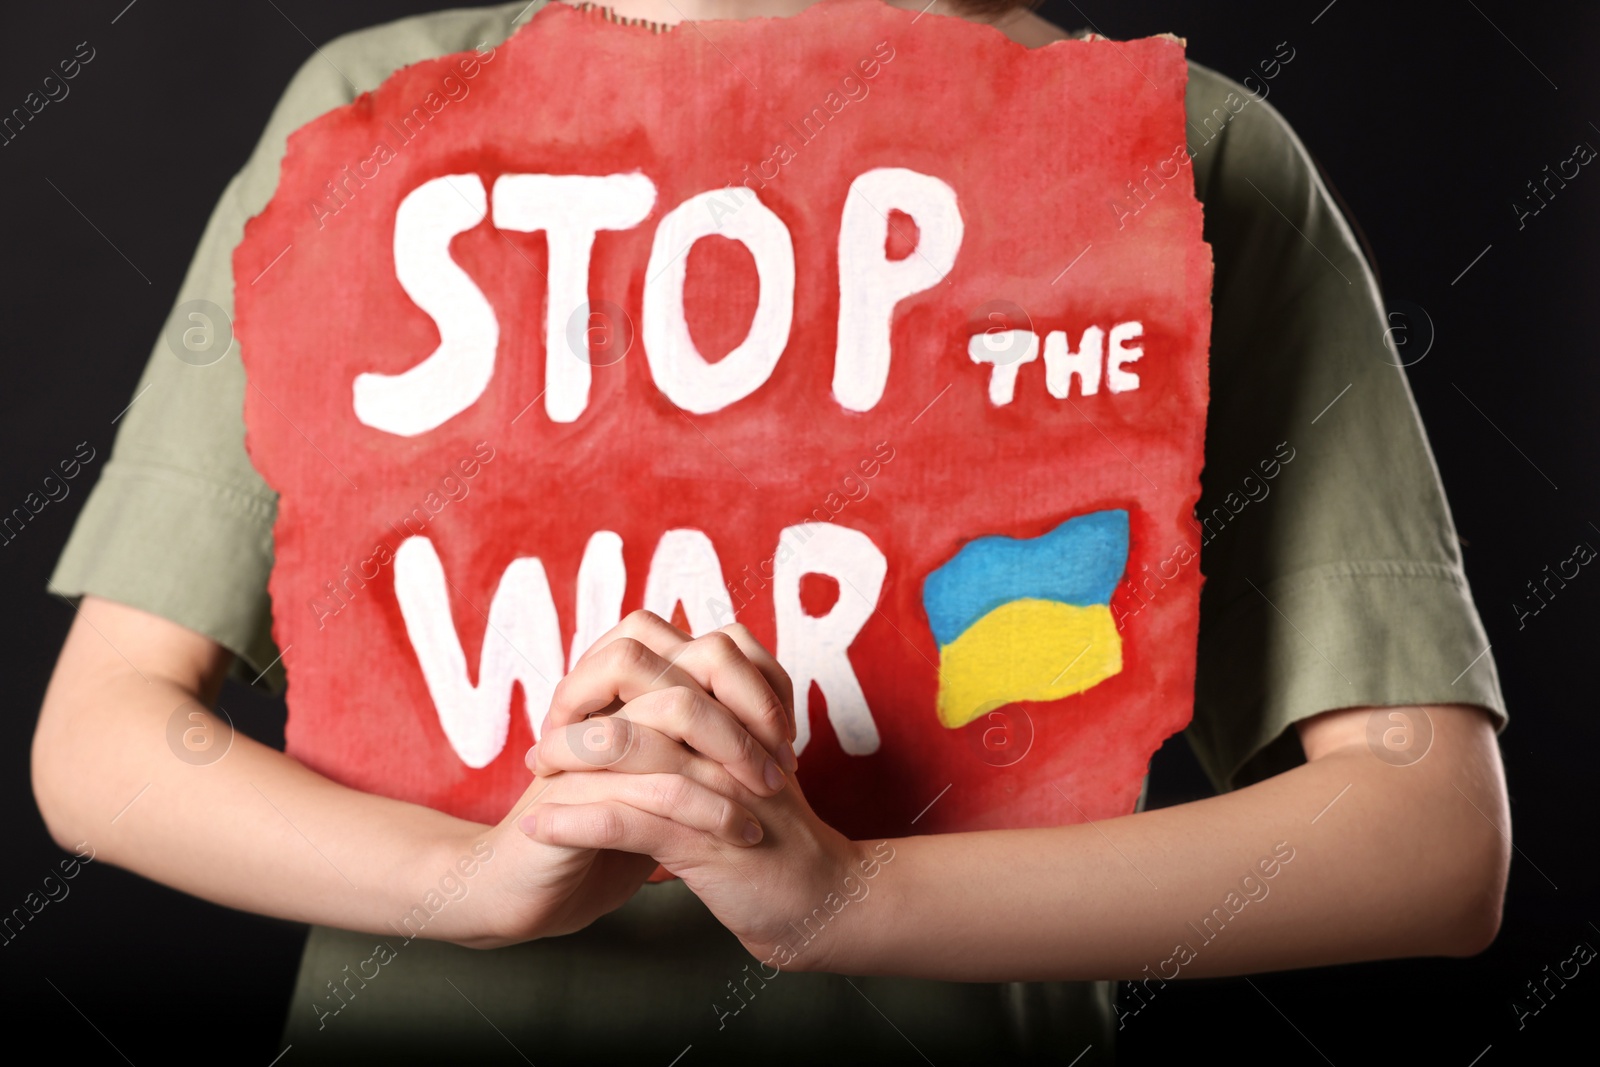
[{"left": 236, "top": 0, "right": 1211, "bottom": 840}]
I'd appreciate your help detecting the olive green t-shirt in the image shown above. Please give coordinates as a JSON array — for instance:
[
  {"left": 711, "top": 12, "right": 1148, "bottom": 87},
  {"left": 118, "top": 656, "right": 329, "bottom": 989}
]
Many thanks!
[{"left": 48, "top": 2, "right": 1507, "bottom": 1063}]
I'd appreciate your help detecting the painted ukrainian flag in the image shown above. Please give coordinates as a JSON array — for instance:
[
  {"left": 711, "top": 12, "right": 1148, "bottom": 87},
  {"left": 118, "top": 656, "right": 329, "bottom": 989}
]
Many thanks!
[{"left": 921, "top": 509, "right": 1130, "bottom": 729}]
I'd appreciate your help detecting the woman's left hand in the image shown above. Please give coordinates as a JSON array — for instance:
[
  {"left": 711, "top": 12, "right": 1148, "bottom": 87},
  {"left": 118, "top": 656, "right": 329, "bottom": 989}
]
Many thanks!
[
  {"left": 523, "top": 618, "right": 879, "bottom": 970},
  {"left": 527, "top": 744, "right": 877, "bottom": 970}
]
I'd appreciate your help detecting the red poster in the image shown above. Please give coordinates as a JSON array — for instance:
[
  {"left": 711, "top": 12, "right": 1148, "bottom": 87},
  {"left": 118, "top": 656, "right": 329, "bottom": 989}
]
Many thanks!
[{"left": 236, "top": 0, "right": 1212, "bottom": 841}]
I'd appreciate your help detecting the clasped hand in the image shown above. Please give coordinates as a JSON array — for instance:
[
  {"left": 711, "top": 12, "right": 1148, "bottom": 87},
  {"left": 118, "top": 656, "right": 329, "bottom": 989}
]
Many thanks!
[{"left": 469, "top": 610, "right": 869, "bottom": 966}]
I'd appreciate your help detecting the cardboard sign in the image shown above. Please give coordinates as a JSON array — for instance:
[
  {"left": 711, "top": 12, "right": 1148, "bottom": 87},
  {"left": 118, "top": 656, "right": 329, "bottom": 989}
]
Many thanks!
[{"left": 236, "top": 0, "right": 1212, "bottom": 840}]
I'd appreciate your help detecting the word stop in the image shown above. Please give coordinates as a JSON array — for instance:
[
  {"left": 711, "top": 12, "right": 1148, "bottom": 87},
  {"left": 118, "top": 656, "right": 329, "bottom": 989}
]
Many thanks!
[{"left": 353, "top": 167, "right": 963, "bottom": 434}]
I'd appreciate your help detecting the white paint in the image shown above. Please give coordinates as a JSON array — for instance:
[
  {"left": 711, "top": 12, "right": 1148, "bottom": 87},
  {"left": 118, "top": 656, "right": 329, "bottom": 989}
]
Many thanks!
[
  {"left": 642, "top": 189, "right": 795, "bottom": 414},
  {"left": 773, "top": 523, "right": 885, "bottom": 756},
  {"left": 643, "top": 528, "right": 728, "bottom": 637},
  {"left": 354, "top": 175, "right": 498, "bottom": 436},
  {"left": 393, "top": 524, "right": 900, "bottom": 766},
  {"left": 568, "top": 530, "right": 625, "bottom": 670},
  {"left": 1044, "top": 326, "right": 1106, "bottom": 399},
  {"left": 492, "top": 173, "right": 656, "bottom": 423},
  {"left": 1106, "top": 320, "right": 1144, "bottom": 393},
  {"left": 967, "top": 329, "right": 1040, "bottom": 405},
  {"left": 833, "top": 168, "right": 964, "bottom": 412},
  {"left": 393, "top": 536, "right": 564, "bottom": 765}
]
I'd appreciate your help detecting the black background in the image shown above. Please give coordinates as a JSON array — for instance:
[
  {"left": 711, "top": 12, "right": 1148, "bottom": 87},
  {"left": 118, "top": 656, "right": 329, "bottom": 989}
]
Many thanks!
[{"left": 1, "top": 1, "right": 1595, "bottom": 1063}]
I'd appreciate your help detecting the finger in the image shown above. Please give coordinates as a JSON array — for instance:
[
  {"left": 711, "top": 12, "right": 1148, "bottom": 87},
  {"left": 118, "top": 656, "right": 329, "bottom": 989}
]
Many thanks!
[
  {"left": 562, "top": 611, "right": 794, "bottom": 761},
  {"left": 531, "top": 716, "right": 699, "bottom": 778},
  {"left": 562, "top": 772, "right": 763, "bottom": 846},
  {"left": 530, "top": 724, "right": 759, "bottom": 836},
  {"left": 668, "top": 629, "right": 796, "bottom": 769},
  {"left": 542, "top": 634, "right": 705, "bottom": 732},
  {"left": 523, "top": 791, "right": 760, "bottom": 853},
  {"left": 619, "top": 686, "right": 786, "bottom": 798},
  {"left": 536, "top": 682, "right": 782, "bottom": 799},
  {"left": 571, "top": 609, "right": 691, "bottom": 669},
  {"left": 543, "top": 638, "right": 786, "bottom": 797},
  {"left": 522, "top": 800, "right": 692, "bottom": 855},
  {"left": 713, "top": 623, "right": 798, "bottom": 747}
]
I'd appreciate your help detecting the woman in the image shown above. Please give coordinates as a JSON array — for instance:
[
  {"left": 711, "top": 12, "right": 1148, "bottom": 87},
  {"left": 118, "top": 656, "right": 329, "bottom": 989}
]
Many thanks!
[{"left": 32, "top": 1, "right": 1509, "bottom": 1062}]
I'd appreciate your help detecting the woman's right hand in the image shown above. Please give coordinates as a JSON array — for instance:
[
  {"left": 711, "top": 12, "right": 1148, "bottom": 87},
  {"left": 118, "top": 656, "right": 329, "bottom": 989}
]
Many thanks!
[
  {"left": 455, "top": 771, "right": 656, "bottom": 947},
  {"left": 31, "top": 599, "right": 780, "bottom": 952},
  {"left": 456, "top": 611, "right": 795, "bottom": 947},
  {"left": 461, "top": 733, "right": 772, "bottom": 946}
]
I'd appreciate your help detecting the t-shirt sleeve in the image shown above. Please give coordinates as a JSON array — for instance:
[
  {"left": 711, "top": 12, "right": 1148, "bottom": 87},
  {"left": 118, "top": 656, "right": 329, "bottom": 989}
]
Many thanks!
[
  {"left": 46, "top": 4, "right": 524, "bottom": 693},
  {"left": 1181, "top": 62, "right": 1507, "bottom": 790}
]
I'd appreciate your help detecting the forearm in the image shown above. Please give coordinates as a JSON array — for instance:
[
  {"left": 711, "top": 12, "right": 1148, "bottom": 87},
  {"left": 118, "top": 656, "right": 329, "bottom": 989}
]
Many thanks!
[
  {"left": 818, "top": 707, "right": 1508, "bottom": 982},
  {"left": 32, "top": 658, "right": 491, "bottom": 944}
]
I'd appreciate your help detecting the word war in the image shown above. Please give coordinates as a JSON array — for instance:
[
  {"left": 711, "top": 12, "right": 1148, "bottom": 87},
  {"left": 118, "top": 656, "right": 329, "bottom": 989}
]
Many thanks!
[{"left": 396, "top": 521, "right": 887, "bottom": 768}]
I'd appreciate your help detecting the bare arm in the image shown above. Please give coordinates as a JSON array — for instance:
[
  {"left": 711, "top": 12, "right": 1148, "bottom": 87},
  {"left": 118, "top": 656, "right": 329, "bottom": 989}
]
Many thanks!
[
  {"left": 31, "top": 596, "right": 502, "bottom": 944},
  {"left": 815, "top": 703, "right": 1508, "bottom": 980},
  {"left": 530, "top": 697, "right": 1511, "bottom": 981},
  {"left": 30, "top": 599, "right": 793, "bottom": 948}
]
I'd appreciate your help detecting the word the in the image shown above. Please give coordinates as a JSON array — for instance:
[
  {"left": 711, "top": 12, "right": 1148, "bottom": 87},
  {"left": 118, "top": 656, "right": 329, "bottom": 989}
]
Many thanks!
[
  {"left": 968, "top": 323, "right": 1145, "bottom": 402},
  {"left": 1119, "top": 840, "right": 1295, "bottom": 1027},
  {"left": 1512, "top": 937, "right": 1594, "bottom": 1029},
  {"left": 707, "top": 40, "right": 897, "bottom": 226},
  {"left": 713, "top": 840, "right": 896, "bottom": 1029},
  {"left": 1, "top": 40, "right": 96, "bottom": 147},
  {"left": 313, "top": 839, "right": 494, "bottom": 1029},
  {"left": 310, "top": 441, "right": 496, "bottom": 629},
  {"left": 711, "top": 440, "right": 896, "bottom": 625},
  {"left": 1, "top": 841, "right": 94, "bottom": 946},
  {"left": 1513, "top": 538, "right": 1594, "bottom": 630},
  {"left": 2, "top": 441, "right": 97, "bottom": 547},
  {"left": 309, "top": 41, "right": 498, "bottom": 229},
  {"left": 1513, "top": 137, "right": 1596, "bottom": 230}
]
